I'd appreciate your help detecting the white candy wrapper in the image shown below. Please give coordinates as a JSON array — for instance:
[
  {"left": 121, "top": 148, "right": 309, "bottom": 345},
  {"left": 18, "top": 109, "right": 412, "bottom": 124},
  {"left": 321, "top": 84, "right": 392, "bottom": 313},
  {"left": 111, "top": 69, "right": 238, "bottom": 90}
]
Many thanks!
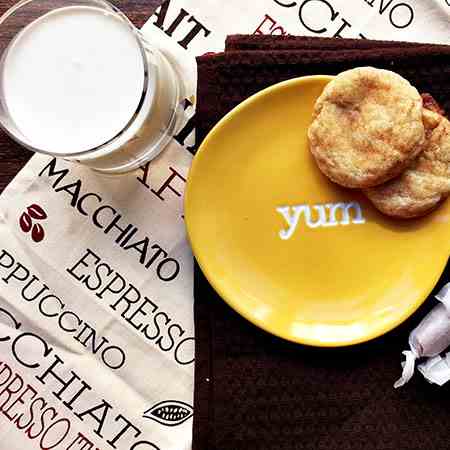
[{"left": 395, "top": 283, "right": 450, "bottom": 388}]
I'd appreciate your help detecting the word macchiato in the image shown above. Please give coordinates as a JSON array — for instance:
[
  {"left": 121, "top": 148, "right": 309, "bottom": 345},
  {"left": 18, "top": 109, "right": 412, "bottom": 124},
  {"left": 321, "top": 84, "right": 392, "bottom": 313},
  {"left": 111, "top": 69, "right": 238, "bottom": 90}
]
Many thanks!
[{"left": 277, "top": 202, "right": 366, "bottom": 239}]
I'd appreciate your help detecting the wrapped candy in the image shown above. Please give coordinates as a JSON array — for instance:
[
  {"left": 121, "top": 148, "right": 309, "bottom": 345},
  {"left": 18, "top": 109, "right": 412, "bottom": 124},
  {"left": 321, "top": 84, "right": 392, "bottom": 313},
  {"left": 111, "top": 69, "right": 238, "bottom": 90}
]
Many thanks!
[{"left": 395, "top": 283, "right": 450, "bottom": 388}]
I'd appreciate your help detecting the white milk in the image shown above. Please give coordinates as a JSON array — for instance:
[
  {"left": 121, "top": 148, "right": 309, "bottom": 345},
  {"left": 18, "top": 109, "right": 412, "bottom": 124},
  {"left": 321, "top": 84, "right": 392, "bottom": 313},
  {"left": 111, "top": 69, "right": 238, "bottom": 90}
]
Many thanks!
[{"left": 0, "top": 6, "right": 180, "bottom": 173}]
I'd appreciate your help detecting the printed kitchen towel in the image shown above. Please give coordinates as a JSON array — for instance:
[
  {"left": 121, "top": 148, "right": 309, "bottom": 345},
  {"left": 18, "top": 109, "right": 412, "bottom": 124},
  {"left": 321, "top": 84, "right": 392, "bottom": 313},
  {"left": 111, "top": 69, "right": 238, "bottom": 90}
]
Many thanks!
[
  {"left": 0, "top": 1, "right": 448, "bottom": 450},
  {"left": 193, "top": 36, "right": 450, "bottom": 450}
]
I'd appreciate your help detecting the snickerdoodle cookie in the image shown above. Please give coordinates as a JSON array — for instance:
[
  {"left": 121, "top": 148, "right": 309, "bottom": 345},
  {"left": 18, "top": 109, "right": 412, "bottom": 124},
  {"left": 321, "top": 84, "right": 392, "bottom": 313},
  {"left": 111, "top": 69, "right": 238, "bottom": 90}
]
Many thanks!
[
  {"left": 364, "top": 106, "right": 450, "bottom": 218},
  {"left": 308, "top": 67, "right": 425, "bottom": 188}
]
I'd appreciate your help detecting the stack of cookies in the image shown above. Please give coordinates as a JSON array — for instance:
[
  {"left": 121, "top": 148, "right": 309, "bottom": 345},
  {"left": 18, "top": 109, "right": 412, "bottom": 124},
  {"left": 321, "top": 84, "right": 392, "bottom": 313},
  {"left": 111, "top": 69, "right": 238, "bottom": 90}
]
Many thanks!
[{"left": 308, "top": 67, "right": 450, "bottom": 218}]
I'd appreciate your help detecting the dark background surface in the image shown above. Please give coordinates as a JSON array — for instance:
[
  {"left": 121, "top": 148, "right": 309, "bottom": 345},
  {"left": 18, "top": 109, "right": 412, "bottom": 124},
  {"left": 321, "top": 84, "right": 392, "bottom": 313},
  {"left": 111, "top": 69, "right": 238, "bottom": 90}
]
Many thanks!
[{"left": 0, "top": 0, "right": 162, "bottom": 192}]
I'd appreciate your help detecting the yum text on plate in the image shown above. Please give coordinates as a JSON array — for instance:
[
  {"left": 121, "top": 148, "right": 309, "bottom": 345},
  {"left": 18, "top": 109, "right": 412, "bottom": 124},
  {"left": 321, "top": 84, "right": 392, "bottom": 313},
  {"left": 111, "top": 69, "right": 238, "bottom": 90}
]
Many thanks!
[{"left": 277, "top": 202, "right": 366, "bottom": 240}]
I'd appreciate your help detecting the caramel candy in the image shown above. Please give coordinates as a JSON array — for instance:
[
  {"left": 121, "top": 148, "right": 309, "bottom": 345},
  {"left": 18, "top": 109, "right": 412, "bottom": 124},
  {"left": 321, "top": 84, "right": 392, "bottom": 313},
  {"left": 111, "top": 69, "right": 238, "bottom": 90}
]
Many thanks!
[{"left": 395, "top": 284, "right": 450, "bottom": 387}]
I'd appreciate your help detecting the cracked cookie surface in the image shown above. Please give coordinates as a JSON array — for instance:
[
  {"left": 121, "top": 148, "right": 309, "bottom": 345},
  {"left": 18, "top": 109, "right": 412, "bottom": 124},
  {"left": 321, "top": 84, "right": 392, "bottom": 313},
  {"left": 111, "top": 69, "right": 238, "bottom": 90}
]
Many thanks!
[
  {"left": 365, "top": 108, "right": 450, "bottom": 218},
  {"left": 308, "top": 67, "right": 425, "bottom": 188}
]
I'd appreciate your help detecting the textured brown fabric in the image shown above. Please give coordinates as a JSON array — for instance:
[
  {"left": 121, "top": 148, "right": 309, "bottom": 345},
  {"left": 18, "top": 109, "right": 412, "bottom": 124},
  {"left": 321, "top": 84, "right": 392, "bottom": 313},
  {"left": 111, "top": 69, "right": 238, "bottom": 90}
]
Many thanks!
[
  {"left": 225, "top": 34, "right": 447, "bottom": 52},
  {"left": 197, "top": 47, "right": 450, "bottom": 131},
  {"left": 193, "top": 36, "right": 450, "bottom": 450}
]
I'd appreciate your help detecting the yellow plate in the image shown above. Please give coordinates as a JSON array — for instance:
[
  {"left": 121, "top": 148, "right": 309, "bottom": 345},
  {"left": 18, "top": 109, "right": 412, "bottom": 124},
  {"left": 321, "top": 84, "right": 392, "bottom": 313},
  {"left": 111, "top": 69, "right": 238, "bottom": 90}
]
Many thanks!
[{"left": 185, "top": 75, "right": 450, "bottom": 347}]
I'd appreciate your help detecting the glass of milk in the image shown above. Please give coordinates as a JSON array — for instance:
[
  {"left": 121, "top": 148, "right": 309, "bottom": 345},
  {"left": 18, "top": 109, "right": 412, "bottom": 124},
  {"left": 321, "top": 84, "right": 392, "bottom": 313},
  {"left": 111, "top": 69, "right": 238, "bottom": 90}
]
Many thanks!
[{"left": 0, "top": 0, "right": 182, "bottom": 174}]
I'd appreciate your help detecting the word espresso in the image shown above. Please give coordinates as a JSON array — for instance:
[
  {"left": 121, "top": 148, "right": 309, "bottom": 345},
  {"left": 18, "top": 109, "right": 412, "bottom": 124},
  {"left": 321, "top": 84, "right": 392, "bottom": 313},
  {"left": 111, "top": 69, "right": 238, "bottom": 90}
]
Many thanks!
[
  {"left": 0, "top": 247, "right": 194, "bottom": 369},
  {"left": 277, "top": 201, "right": 366, "bottom": 239}
]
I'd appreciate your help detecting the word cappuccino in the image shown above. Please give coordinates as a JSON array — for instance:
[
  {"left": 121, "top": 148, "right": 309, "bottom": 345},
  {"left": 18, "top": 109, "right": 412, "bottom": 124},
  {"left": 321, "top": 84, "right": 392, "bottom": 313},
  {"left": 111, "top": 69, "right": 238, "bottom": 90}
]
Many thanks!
[{"left": 277, "top": 202, "right": 366, "bottom": 239}]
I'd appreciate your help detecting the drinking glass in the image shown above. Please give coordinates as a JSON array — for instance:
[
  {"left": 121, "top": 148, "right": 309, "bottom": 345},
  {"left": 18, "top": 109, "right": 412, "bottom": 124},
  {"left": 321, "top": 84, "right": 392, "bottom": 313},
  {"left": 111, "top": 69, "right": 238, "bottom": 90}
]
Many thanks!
[{"left": 0, "top": 0, "right": 183, "bottom": 174}]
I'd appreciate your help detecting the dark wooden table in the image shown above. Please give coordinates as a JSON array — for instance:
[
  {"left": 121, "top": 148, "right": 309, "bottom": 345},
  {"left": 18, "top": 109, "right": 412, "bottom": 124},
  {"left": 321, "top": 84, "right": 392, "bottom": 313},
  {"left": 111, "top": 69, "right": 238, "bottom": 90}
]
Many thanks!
[{"left": 0, "top": 0, "right": 162, "bottom": 192}]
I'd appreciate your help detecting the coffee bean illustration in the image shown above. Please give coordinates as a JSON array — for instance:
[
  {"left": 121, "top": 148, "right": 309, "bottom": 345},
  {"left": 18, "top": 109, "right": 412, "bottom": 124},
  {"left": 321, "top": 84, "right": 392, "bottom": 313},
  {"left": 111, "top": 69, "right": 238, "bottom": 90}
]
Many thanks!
[
  {"left": 31, "top": 223, "right": 45, "bottom": 242},
  {"left": 19, "top": 212, "right": 32, "bottom": 233},
  {"left": 143, "top": 400, "right": 193, "bottom": 426},
  {"left": 27, "top": 204, "right": 47, "bottom": 220}
]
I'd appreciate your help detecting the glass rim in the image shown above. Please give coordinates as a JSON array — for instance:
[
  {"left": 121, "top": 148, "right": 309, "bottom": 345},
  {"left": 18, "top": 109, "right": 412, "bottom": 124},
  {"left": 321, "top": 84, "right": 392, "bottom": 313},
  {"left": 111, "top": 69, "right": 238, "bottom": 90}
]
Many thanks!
[{"left": 0, "top": 0, "right": 154, "bottom": 158}]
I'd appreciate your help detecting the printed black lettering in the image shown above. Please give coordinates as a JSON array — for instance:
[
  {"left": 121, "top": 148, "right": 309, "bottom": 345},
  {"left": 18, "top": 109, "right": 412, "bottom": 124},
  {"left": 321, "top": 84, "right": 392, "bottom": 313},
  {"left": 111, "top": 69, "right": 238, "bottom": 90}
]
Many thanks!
[
  {"left": 125, "top": 298, "right": 157, "bottom": 331},
  {"left": 77, "top": 193, "right": 102, "bottom": 216},
  {"left": 130, "top": 440, "right": 160, "bottom": 450},
  {"left": 35, "top": 355, "right": 80, "bottom": 400},
  {"left": 157, "top": 258, "right": 180, "bottom": 282},
  {"left": 333, "top": 17, "right": 352, "bottom": 37},
  {"left": 58, "top": 311, "right": 82, "bottom": 333},
  {"left": 137, "top": 163, "right": 150, "bottom": 189},
  {"left": 299, "top": 0, "right": 338, "bottom": 34},
  {"left": 174, "top": 99, "right": 197, "bottom": 154},
  {"left": 110, "top": 284, "right": 141, "bottom": 317},
  {"left": 156, "top": 323, "right": 185, "bottom": 352},
  {"left": 104, "top": 215, "right": 134, "bottom": 245},
  {"left": 63, "top": 379, "right": 92, "bottom": 411},
  {"left": 39, "top": 158, "right": 69, "bottom": 188},
  {"left": 174, "top": 337, "right": 195, "bottom": 365},
  {"left": 66, "top": 249, "right": 101, "bottom": 282},
  {"left": 0, "top": 308, "right": 21, "bottom": 340},
  {"left": 74, "top": 323, "right": 109, "bottom": 355},
  {"left": 55, "top": 180, "right": 82, "bottom": 207},
  {"left": 152, "top": 312, "right": 170, "bottom": 344},
  {"left": 75, "top": 399, "right": 112, "bottom": 438},
  {"left": 378, "top": 0, "right": 394, "bottom": 14},
  {"left": 92, "top": 205, "right": 117, "bottom": 229},
  {"left": 123, "top": 237, "right": 150, "bottom": 264},
  {"left": 177, "top": 16, "right": 211, "bottom": 50},
  {"left": 96, "top": 272, "right": 127, "bottom": 299},
  {"left": 151, "top": 0, "right": 170, "bottom": 30},
  {"left": 273, "top": 0, "right": 297, "bottom": 7},
  {"left": 84, "top": 262, "right": 113, "bottom": 291},
  {"left": 13, "top": 333, "right": 52, "bottom": 369},
  {"left": 106, "top": 414, "right": 141, "bottom": 449},
  {"left": 141, "top": 313, "right": 161, "bottom": 341},
  {"left": 389, "top": 2, "right": 414, "bottom": 28},
  {"left": 0, "top": 249, "right": 15, "bottom": 270},
  {"left": 39, "top": 418, "right": 71, "bottom": 450},
  {"left": 151, "top": 167, "right": 186, "bottom": 201},
  {"left": 119, "top": 226, "right": 139, "bottom": 248},
  {"left": 145, "top": 245, "right": 168, "bottom": 269},
  {"left": 101, "top": 346, "right": 126, "bottom": 370},
  {"left": 3, "top": 262, "right": 30, "bottom": 284},
  {"left": 21, "top": 276, "right": 49, "bottom": 302},
  {"left": 39, "top": 295, "right": 64, "bottom": 318},
  {"left": 165, "top": 8, "right": 189, "bottom": 36}
]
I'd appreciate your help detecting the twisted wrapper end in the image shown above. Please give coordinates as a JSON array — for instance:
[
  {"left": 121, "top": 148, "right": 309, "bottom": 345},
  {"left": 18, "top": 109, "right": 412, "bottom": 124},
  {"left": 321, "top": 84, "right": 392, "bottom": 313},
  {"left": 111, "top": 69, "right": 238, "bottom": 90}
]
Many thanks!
[
  {"left": 394, "top": 283, "right": 450, "bottom": 388},
  {"left": 394, "top": 350, "right": 418, "bottom": 388},
  {"left": 418, "top": 355, "right": 450, "bottom": 386},
  {"left": 435, "top": 283, "right": 450, "bottom": 311}
]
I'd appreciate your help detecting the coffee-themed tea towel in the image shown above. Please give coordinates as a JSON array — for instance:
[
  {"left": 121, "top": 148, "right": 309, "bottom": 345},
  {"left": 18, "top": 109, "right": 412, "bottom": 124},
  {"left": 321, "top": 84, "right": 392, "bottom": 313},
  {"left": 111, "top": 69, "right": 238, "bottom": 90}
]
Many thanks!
[{"left": 0, "top": 1, "right": 449, "bottom": 450}]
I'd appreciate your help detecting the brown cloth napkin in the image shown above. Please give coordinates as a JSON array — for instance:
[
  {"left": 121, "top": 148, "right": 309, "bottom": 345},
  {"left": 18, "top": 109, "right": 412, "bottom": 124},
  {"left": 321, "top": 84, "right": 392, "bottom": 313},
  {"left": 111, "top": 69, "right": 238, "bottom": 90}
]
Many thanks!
[
  {"left": 193, "top": 36, "right": 450, "bottom": 450},
  {"left": 225, "top": 34, "right": 445, "bottom": 51}
]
